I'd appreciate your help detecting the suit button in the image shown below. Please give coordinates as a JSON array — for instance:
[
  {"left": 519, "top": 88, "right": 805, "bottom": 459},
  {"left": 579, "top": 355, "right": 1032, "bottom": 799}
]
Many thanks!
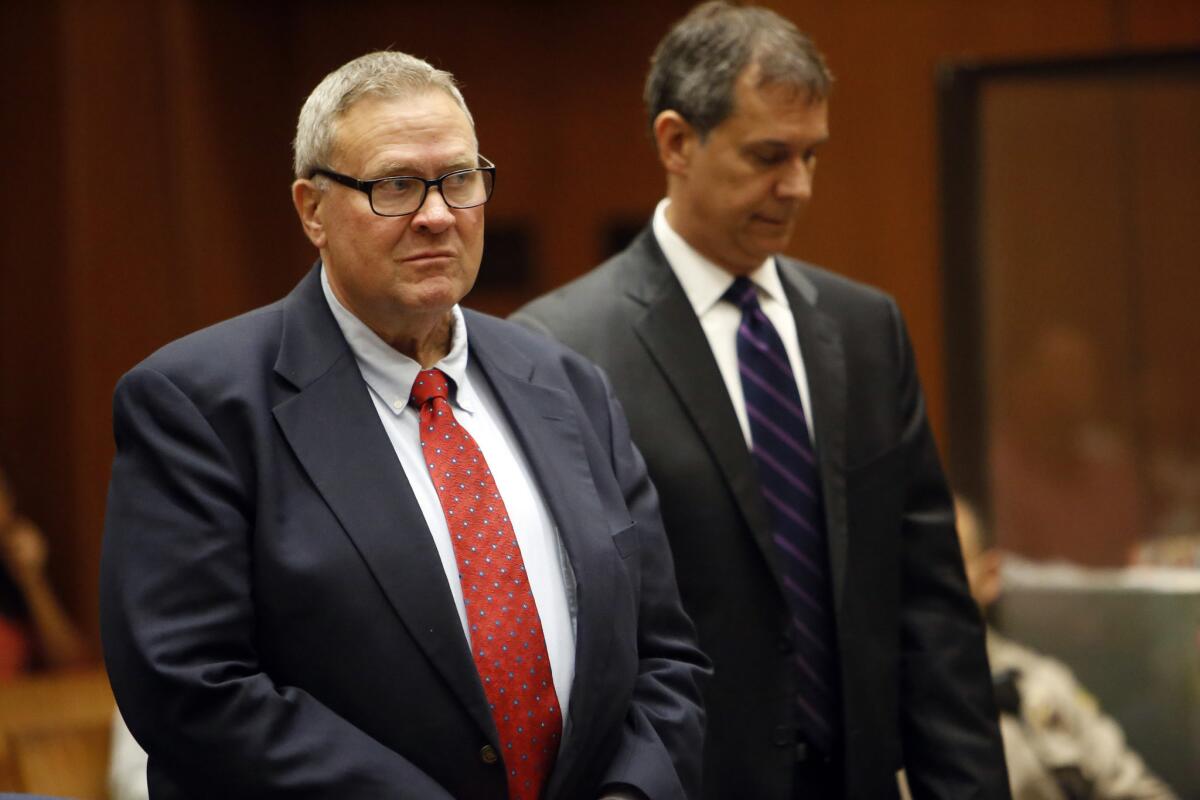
[
  {"left": 772, "top": 725, "right": 794, "bottom": 746},
  {"left": 480, "top": 744, "right": 498, "bottom": 764}
]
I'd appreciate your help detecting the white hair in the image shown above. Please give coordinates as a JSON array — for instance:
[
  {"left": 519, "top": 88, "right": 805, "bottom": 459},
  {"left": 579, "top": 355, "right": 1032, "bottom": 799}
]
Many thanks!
[{"left": 292, "top": 50, "right": 474, "bottom": 179}]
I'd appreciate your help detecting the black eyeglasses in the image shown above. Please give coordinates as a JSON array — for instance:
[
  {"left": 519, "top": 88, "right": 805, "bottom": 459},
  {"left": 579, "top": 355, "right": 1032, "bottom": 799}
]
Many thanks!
[{"left": 313, "top": 156, "right": 496, "bottom": 217}]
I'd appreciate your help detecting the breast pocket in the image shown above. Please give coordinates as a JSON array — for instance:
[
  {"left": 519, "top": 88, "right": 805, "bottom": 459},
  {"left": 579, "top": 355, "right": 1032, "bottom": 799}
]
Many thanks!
[
  {"left": 846, "top": 442, "right": 907, "bottom": 495},
  {"left": 611, "top": 522, "right": 639, "bottom": 559}
]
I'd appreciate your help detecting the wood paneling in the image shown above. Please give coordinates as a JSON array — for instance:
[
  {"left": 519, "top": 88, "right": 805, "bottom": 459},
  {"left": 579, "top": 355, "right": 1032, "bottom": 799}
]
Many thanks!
[
  {"left": 0, "top": 3, "right": 74, "bottom": 612},
  {"left": 0, "top": 0, "right": 1196, "bottom": 647},
  {"left": 0, "top": 669, "right": 115, "bottom": 796}
]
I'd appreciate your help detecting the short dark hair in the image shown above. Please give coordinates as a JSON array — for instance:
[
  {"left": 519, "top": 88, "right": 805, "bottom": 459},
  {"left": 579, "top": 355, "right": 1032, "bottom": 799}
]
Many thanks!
[{"left": 644, "top": 1, "right": 833, "bottom": 138}]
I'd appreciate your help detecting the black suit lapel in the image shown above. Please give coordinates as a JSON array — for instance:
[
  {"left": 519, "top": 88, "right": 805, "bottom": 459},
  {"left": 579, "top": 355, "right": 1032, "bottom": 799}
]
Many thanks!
[
  {"left": 624, "top": 233, "right": 787, "bottom": 589},
  {"left": 270, "top": 267, "right": 497, "bottom": 742},
  {"left": 464, "top": 313, "right": 625, "bottom": 765},
  {"left": 778, "top": 260, "right": 850, "bottom": 615}
]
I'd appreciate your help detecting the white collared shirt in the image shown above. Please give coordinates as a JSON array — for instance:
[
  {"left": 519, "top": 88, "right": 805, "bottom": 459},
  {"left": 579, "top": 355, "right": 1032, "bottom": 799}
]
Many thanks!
[
  {"left": 652, "top": 198, "right": 816, "bottom": 445},
  {"left": 320, "top": 268, "right": 577, "bottom": 723}
]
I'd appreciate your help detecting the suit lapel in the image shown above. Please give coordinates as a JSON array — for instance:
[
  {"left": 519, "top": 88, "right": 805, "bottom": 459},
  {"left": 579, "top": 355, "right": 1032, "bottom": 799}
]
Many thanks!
[
  {"left": 464, "top": 314, "right": 624, "bottom": 758},
  {"left": 624, "top": 233, "right": 786, "bottom": 586},
  {"left": 778, "top": 259, "right": 850, "bottom": 615},
  {"left": 270, "top": 266, "right": 496, "bottom": 740},
  {"left": 624, "top": 232, "right": 851, "bottom": 614}
]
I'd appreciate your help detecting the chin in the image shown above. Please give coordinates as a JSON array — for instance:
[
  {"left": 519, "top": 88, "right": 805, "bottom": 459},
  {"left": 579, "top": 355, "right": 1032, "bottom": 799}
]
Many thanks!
[
  {"left": 752, "top": 235, "right": 789, "bottom": 259},
  {"left": 736, "top": 244, "right": 775, "bottom": 267}
]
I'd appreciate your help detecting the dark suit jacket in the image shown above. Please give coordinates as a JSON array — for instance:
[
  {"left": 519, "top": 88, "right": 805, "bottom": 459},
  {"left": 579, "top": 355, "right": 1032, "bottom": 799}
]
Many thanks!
[
  {"left": 513, "top": 230, "right": 1009, "bottom": 800},
  {"left": 99, "top": 265, "right": 709, "bottom": 799}
]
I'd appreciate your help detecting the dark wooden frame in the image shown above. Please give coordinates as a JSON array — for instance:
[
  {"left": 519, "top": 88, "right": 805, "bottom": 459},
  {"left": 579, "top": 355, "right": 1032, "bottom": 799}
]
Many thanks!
[{"left": 936, "top": 48, "right": 1200, "bottom": 520}]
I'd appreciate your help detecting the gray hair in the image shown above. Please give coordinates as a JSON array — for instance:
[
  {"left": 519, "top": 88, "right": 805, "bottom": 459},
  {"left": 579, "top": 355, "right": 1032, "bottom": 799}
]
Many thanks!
[
  {"left": 293, "top": 50, "right": 474, "bottom": 179},
  {"left": 644, "top": 1, "right": 833, "bottom": 139}
]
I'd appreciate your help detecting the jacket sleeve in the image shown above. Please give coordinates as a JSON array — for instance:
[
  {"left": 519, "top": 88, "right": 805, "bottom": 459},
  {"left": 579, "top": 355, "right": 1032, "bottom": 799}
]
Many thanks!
[
  {"left": 592, "top": 366, "right": 712, "bottom": 800},
  {"left": 99, "top": 366, "right": 455, "bottom": 799},
  {"left": 887, "top": 304, "right": 1012, "bottom": 799}
]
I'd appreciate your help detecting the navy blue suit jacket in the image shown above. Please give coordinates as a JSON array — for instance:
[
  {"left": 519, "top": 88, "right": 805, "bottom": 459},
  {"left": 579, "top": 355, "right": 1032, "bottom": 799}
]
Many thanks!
[{"left": 99, "top": 265, "right": 709, "bottom": 799}]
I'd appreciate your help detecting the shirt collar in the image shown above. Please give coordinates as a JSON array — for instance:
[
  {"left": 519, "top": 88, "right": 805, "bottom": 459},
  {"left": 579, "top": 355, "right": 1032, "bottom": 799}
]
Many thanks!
[
  {"left": 652, "top": 198, "right": 788, "bottom": 313},
  {"left": 320, "top": 265, "right": 477, "bottom": 416}
]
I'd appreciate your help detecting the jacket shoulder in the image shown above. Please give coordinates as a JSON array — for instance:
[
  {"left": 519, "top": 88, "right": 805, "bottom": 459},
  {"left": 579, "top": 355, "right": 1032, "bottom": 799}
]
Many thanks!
[
  {"left": 466, "top": 309, "right": 609, "bottom": 382},
  {"left": 783, "top": 258, "right": 896, "bottom": 312},
  {"left": 511, "top": 240, "right": 645, "bottom": 338},
  {"left": 123, "top": 299, "right": 287, "bottom": 398}
]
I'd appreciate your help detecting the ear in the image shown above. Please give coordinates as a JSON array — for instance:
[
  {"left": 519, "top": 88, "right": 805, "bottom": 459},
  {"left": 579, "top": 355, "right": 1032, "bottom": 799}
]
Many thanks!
[
  {"left": 292, "top": 178, "right": 327, "bottom": 249},
  {"left": 652, "top": 110, "right": 699, "bottom": 176}
]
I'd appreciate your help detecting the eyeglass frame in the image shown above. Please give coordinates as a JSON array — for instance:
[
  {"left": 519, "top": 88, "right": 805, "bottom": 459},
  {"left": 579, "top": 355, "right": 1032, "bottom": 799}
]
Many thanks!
[{"left": 311, "top": 155, "right": 496, "bottom": 217}]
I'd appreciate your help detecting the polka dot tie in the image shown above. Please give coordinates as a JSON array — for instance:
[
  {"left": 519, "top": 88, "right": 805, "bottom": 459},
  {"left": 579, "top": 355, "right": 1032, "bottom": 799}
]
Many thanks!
[{"left": 410, "top": 368, "right": 561, "bottom": 800}]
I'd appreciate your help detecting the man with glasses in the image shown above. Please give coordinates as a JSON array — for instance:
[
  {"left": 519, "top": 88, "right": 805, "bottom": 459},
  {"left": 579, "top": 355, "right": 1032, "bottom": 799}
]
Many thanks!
[
  {"left": 100, "top": 50, "right": 707, "bottom": 800},
  {"left": 515, "top": 3, "right": 1007, "bottom": 799}
]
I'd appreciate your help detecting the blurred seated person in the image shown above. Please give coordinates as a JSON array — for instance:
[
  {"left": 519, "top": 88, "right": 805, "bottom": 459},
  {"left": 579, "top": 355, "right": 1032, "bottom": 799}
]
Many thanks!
[
  {"left": 989, "top": 324, "right": 1140, "bottom": 566},
  {"left": 0, "top": 464, "right": 88, "bottom": 678},
  {"left": 1132, "top": 533, "right": 1200, "bottom": 570},
  {"left": 108, "top": 710, "right": 149, "bottom": 800},
  {"left": 955, "top": 497, "right": 1178, "bottom": 800}
]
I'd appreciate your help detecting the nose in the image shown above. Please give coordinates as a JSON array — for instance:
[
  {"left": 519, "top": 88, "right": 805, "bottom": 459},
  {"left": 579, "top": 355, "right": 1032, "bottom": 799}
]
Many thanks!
[
  {"left": 411, "top": 186, "right": 456, "bottom": 234},
  {"left": 776, "top": 158, "right": 814, "bottom": 201}
]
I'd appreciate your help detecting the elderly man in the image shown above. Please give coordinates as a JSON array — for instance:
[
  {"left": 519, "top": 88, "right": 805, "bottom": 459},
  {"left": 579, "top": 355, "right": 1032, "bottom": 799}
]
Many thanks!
[
  {"left": 513, "top": 3, "right": 1008, "bottom": 799},
  {"left": 100, "top": 51, "right": 708, "bottom": 800}
]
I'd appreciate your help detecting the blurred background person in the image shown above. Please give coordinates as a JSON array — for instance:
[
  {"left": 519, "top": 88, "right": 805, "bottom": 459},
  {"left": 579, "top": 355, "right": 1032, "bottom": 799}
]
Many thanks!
[
  {"left": 108, "top": 710, "right": 149, "bottom": 800},
  {"left": 989, "top": 324, "right": 1141, "bottom": 567},
  {"left": 955, "top": 496, "right": 1177, "bottom": 800},
  {"left": 0, "top": 464, "right": 88, "bottom": 679}
]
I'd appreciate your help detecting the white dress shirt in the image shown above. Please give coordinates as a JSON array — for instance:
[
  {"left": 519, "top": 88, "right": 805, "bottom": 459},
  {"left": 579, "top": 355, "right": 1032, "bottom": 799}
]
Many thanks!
[
  {"left": 652, "top": 198, "right": 816, "bottom": 445},
  {"left": 320, "top": 268, "right": 577, "bottom": 723}
]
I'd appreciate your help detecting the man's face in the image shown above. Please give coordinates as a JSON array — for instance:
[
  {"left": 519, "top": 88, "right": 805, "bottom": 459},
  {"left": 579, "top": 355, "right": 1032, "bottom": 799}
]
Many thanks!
[
  {"left": 666, "top": 66, "right": 828, "bottom": 275},
  {"left": 295, "top": 90, "right": 484, "bottom": 338}
]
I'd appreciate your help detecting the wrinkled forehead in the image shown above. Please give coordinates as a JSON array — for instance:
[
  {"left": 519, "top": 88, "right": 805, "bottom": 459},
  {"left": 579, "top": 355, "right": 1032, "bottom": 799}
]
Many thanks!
[
  {"left": 337, "top": 87, "right": 475, "bottom": 136},
  {"left": 331, "top": 89, "right": 479, "bottom": 170},
  {"left": 734, "top": 62, "right": 825, "bottom": 115}
]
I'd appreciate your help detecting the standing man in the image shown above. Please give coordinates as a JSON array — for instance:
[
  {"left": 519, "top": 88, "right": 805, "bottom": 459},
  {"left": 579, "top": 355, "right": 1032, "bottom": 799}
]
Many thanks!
[
  {"left": 513, "top": 3, "right": 1008, "bottom": 798},
  {"left": 100, "top": 50, "right": 707, "bottom": 800}
]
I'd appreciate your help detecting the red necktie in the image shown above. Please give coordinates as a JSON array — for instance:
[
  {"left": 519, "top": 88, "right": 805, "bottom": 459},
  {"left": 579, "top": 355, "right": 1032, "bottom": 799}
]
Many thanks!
[{"left": 410, "top": 368, "right": 561, "bottom": 800}]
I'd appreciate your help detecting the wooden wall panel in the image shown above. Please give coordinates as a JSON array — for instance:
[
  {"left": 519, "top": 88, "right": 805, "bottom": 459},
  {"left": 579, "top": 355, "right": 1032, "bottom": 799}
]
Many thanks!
[
  {"left": 769, "top": 0, "right": 1135, "bottom": 443},
  {"left": 1128, "top": 0, "right": 1200, "bottom": 47},
  {"left": 58, "top": 0, "right": 181, "bottom": 640},
  {"left": 0, "top": 3, "right": 74, "bottom": 613},
  {"left": 155, "top": 0, "right": 309, "bottom": 315},
  {"left": 0, "top": 0, "right": 1196, "bottom": 650}
]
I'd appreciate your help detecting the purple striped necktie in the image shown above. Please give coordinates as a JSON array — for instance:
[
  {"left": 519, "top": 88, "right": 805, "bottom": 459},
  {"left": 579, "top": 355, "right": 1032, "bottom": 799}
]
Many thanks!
[{"left": 725, "top": 275, "right": 841, "bottom": 756}]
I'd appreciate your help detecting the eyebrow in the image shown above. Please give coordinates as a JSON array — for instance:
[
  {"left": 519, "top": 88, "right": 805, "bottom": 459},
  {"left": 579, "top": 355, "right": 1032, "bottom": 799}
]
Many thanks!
[
  {"left": 369, "top": 156, "right": 479, "bottom": 179},
  {"left": 745, "top": 136, "right": 829, "bottom": 150}
]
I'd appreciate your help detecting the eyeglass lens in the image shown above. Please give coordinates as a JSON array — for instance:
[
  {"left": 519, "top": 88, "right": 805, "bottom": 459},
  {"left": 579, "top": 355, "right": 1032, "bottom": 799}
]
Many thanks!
[{"left": 372, "top": 169, "right": 493, "bottom": 215}]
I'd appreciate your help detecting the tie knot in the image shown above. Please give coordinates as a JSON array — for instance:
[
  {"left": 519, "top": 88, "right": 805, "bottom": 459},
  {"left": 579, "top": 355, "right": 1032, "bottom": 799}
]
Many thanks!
[
  {"left": 723, "top": 276, "right": 760, "bottom": 312},
  {"left": 410, "top": 368, "right": 451, "bottom": 408}
]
